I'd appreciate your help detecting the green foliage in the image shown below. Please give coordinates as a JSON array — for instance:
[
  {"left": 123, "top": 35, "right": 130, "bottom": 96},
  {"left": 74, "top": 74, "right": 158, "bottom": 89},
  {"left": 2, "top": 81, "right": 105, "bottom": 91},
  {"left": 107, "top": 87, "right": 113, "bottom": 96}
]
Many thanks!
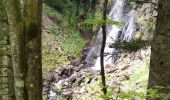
[
  {"left": 42, "top": 52, "right": 69, "bottom": 70},
  {"left": 42, "top": 3, "right": 88, "bottom": 72},
  {"left": 50, "top": 26, "right": 59, "bottom": 37},
  {"left": 63, "top": 31, "right": 87, "bottom": 58},
  {"left": 100, "top": 85, "right": 115, "bottom": 100},
  {"left": 43, "top": 3, "right": 63, "bottom": 21},
  {"left": 43, "top": 0, "right": 97, "bottom": 29},
  {"left": 147, "top": 88, "right": 159, "bottom": 99},
  {"left": 83, "top": 13, "right": 124, "bottom": 28},
  {"left": 79, "top": 74, "right": 148, "bottom": 100},
  {"left": 111, "top": 40, "right": 151, "bottom": 52},
  {"left": 66, "top": 0, "right": 79, "bottom": 28},
  {"left": 44, "top": 0, "right": 66, "bottom": 10},
  {"left": 119, "top": 91, "right": 145, "bottom": 100},
  {"left": 99, "top": 82, "right": 146, "bottom": 100},
  {"left": 0, "top": 3, "right": 7, "bottom": 22},
  {"left": 0, "top": 5, "right": 9, "bottom": 55},
  {"left": 147, "top": 86, "right": 170, "bottom": 99}
]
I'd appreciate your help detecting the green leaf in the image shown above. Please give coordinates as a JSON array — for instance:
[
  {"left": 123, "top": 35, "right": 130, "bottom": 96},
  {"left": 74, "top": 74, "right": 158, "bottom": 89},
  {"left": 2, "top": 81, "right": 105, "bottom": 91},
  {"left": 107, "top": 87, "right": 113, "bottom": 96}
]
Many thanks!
[{"left": 83, "top": 16, "right": 124, "bottom": 28}]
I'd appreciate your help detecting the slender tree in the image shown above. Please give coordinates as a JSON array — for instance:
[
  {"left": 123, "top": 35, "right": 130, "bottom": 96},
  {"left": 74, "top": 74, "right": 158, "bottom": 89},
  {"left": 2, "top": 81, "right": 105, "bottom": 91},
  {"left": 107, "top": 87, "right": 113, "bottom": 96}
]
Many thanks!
[
  {"left": 5, "top": 0, "right": 42, "bottom": 99},
  {"left": 147, "top": 0, "right": 170, "bottom": 99},
  {"left": 100, "top": 0, "right": 108, "bottom": 95}
]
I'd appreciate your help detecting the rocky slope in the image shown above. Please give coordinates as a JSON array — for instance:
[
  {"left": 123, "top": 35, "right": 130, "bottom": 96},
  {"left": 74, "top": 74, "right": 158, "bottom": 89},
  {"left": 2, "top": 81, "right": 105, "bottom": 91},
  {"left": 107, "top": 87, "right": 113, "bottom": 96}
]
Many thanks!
[
  {"left": 42, "top": 0, "right": 157, "bottom": 99},
  {"left": 43, "top": 45, "right": 151, "bottom": 100}
]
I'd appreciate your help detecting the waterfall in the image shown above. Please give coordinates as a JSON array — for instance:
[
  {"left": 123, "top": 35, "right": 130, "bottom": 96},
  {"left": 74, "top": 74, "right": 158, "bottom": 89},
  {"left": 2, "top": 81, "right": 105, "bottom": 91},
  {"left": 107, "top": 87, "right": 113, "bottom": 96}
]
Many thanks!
[{"left": 85, "top": 0, "right": 137, "bottom": 70}]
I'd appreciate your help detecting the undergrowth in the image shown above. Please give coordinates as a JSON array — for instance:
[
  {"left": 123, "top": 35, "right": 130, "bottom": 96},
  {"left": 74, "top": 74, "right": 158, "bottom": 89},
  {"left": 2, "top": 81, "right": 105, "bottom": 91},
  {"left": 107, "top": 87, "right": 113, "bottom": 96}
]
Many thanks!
[{"left": 42, "top": 3, "right": 87, "bottom": 71}]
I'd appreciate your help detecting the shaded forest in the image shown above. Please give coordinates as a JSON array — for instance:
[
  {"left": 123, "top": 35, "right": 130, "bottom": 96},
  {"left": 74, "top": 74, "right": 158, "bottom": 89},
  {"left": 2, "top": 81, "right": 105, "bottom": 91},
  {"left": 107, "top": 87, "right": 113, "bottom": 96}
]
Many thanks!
[{"left": 0, "top": 0, "right": 170, "bottom": 100}]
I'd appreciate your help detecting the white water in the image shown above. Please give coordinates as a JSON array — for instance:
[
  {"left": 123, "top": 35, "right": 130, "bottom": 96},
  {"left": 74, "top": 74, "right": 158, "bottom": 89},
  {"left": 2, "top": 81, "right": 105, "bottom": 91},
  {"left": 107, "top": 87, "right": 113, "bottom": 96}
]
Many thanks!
[{"left": 86, "top": 0, "right": 137, "bottom": 70}]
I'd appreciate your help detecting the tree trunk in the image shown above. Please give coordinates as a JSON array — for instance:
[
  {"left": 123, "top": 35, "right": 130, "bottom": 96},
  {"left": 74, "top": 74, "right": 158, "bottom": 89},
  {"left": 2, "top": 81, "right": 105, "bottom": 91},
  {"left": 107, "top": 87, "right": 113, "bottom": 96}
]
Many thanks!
[
  {"left": 5, "top": 0, "right": 27, "bottom": 99},
  {"left": 7, "top": 55, "right": 15, "bottom": 100},
  {"left": 147, "top": 0, "right": 170, "bottom": 99},
  {"left": 0, "top": 56, "right": 8, "bottom": 100},
  {"left": 5, "top": 0, "right": 42, "bottom": 99},
  {"left": 0, "top": 56, "right": 15, "bottom": 100},
  {"left": 100, "top": 0, "right": 108, "bottom": 95},
  {"left": 0, "top": 0, "right": 15, "bottom": 99},
  {"left": 24, "top": 0, "right": 42, "bottom": 99}
]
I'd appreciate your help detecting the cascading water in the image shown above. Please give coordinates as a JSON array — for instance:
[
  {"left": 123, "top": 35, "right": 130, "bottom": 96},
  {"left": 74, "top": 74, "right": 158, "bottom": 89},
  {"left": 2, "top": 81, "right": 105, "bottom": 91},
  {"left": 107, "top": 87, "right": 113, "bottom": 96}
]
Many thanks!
[{"left": 85, "top": 0, "right": 137, "bottom": 70}]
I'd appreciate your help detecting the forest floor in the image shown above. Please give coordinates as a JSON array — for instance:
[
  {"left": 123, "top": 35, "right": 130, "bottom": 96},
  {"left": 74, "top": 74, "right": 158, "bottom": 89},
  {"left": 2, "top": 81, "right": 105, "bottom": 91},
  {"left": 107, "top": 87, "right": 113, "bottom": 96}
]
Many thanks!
[{"left": 42, "top": 12, "right": 151, "bottom": 100}]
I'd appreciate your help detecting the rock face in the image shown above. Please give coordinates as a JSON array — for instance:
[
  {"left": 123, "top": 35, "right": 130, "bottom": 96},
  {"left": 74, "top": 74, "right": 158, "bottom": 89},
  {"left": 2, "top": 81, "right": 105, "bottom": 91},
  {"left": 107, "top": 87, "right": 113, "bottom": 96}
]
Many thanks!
[
  {"left": 85, "top": 0, "right": 157, "bottom": 70},
  {"left": 129, "top": 0, "right": 157, "bottom": 40}
]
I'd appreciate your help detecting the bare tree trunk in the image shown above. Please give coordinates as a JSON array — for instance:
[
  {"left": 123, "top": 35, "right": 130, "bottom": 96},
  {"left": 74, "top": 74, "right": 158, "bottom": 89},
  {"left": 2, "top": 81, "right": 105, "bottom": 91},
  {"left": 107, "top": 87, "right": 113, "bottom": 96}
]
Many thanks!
[
  {"left": 0, "top": 56, "right": 15, "bottom": 100},
  {"left": 0, "top": 56, "right": 8, "bottom": 99},
  {"left": 0, "top": 0, "right": 15, "bottom": 99},
  {"left": 0, "top": 4, "right": 8, "bottom": 93},
  {"left": 5, "top": 0, "right": 42, "bottom": 99},
  {"left": 100, "top": 0, "right": 108, "bottom": 95},
  {"left": 147, "top": 0, "right": 170, "bottom": 99},
  {"left": 24, "top": 0, "right": 42, "bottom": 99},
  {"left": 7, "top": 55, "right": 15, "bottom": 100},
  {"left": 5, "top": 0, "right": 27, "bottom": 99}
]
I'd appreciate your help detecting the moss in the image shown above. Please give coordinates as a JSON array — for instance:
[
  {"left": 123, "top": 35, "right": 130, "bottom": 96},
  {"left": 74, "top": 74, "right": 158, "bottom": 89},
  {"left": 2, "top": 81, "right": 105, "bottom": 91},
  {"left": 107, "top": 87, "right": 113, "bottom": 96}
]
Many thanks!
[
  {"left": 42, "top": 52, "right": 69, "bottom": 71},
  {"left": 43, "top": 3, "right": 63, "bottom": 22},
  {"left": 63, "top": 31, "right": 87, "bottom": 58},
  {"left": 136, "top": 16, "right": 155, "bottom": 40},
  {"left": 123, "top": 60, "right": 150, "bottom": 93},
  {"left": 50, "top": 26, "right": 59, "bottom": 37},
  {"left": 42, "top": 4, "right": 88, "bottom": 73}
]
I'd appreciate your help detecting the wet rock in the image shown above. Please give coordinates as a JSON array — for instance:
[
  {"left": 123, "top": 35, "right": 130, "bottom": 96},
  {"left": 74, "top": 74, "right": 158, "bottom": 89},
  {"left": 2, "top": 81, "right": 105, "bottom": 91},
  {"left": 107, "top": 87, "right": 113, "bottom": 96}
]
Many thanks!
[
  {"left": 107, "top": 68, "right": 119, "bottom": 74},
  {"left": 65, "top": 73, "right": 80, "bottom": 83},
  {"left": 80, "top": 86, "right": 88, "bottom": 93},
  {"left": 62, "top": 90, "right": 73, "bottom": 97},
  {"left": 44, "top": 74, "right": 55, "bottom": 82},
  {"left": 70, "top": 60, "right": 80, "bottom": 66},
  {"left": 43, "top": 86, "right": 49, "bottom": 95},
  {"left": 53, "top": 66, "right": 74, "bottom": 79},
  {"left": 51, "top": 80, "right": 64, "bottom": 93},
  {"left": 53, "top": 74, "right": 60, "bottom": 81},
  {"left": 43, "top": 46, "right": 151, "bottom": 99},
  {"left": 121, "top": 65, "right": 130, "bottom": 70},
  {"left": 67, "top": 56, "right": 76, "bottom": 61}
]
